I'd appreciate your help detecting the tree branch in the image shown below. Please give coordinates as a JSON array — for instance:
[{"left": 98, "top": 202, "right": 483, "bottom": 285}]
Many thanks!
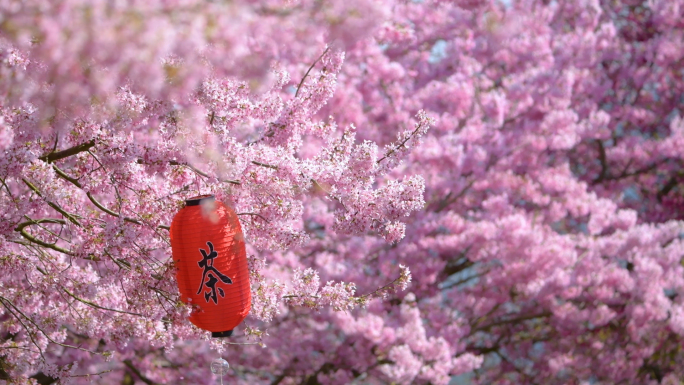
[
  {"left": 38, "top": 140, "right": 96, "bottom": 163},
  {"left": 376, "top": 119, "right": 428, "bottom": 164},
  {"left": 62, "top": 288, "right": 143, "bottom": 317},
  {"left": 594, "top": 140, "right": 609, "bottom": 183},
  {"left": 434, "top": 180, "right": 475, "bottom": 213},
  {"left": 592, "top": 143, "right": 668, "bottom": 185},
  {"left": 165, "top": 160, "right": 241, "bottom": 185},
  {"left": 470, "top": 311, "right": 552, "bottom": 335},
  {"left": 22, "top": 178, "right": 82, "bottom": 227},
  {"left": 14, "top": 219, "right": 101, "bottom": 260},
  {"left": 237, "top": 212, "right": 270, "bottom": 222},
  {"left": 14, "top": 219, "right": 75, "bottom": 256},
  {"left": 69, "top": 370, "right": 113, "bottom": 379},
  {"left": 251, "top": 161, "right": 279, "bottom": 170},
  {"left": 53, "top": 166, "right": 173, "bottom": 230},
  {"left": 657, "top": 174, "right": 680, "bottom": 202},
  {"left": 0, "top": 296, "right": 102, "bottom": 355},
  {"left": 295, "top": 47, "right": 330, "bottom": 98},
  {"left": 122, "top": 360, "right": 159, "bottom": 385}
]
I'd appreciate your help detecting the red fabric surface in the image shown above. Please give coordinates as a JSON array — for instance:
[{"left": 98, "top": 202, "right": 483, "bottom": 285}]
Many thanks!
[{"left": 170, "top": 200, "right": 251, "bottom": 332}]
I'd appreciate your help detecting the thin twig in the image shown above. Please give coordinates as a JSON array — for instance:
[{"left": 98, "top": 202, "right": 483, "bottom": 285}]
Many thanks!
[
  {"left": 70, "top": 370, "right": 113, "bottom": 378},
  {"left": 282, "top": 294, "right": 321, "bottom": 299},
  {"left": 376, "top": 119, "right": 427, "bottom": 164},
  {"left": 435, "top": 180, "right": 475, "bottom": 213},
  {"left": 86, "top": 191, "right": 141, "bottom": 225},
  {"left": 237, "top": 212, "right": 270, "bottom": 222},
  {"left": 104, "top": 250, "right": 132, "bottom": 271},
  {"left": 0, "top": 299, "right": 47, "bottom": 361},
  {"left": 166, "top": 160, "right": 241, "bottom": 185},
  {"left": 22, "top": 178, "right": 82, "bottom": 227},
  {"left": 295, "top": 46, "right": 330, "bottom": 98},
  {"left": 470, "top": 311, "right": 552, "bottom": 335},
  {"left": 0, "top": 296, "right": 102, "bottom": 355},
  {"left": 14, "top": 219, "right": 76, "bottom": 256},
  {"left": 23, "top": 214, "right": 71, "bottom": 243},
  {"left": 221, "top": 341, "right": 261, "bottom": 346},
  {"left": 53, "top": 165, "right": 171, "bottom": 229},
  {"left": 251, "top": 161, "right": 279, "bottom": 170},
  {"left": 0, "top": 345, "right": 40, "bottom": 354},
  {"left": 62, "top": 288, "right": 143, "bottom": 317},
  {"left": 154, "top": 184, "right": 191, "bottom": 201},
  {"left": 0, "top": 176, "right": 16, "bottom": 202},
  {"left": 147, "top": 286, "right": 176, "bottom": 304}
]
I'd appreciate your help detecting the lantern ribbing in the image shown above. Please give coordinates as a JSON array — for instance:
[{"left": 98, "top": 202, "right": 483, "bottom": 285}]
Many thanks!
[{"left": 170, "top": 195, "right": 251, "bottom": 336}]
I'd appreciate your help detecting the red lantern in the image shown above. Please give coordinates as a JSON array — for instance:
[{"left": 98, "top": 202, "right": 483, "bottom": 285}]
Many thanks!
[{"left": 170, "top": 195, "right": 251, "bottom": 337}]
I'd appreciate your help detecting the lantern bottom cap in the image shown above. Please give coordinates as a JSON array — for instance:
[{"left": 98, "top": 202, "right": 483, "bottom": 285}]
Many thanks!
[
  {"left": 185, "top": 194, "right": 215, "bottom": 206},
  {"left": 212, "top": 330, "right": 234, "bottom": 338}
]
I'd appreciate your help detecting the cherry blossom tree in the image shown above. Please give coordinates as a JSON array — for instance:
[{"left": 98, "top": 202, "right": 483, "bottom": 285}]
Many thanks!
[
  {"left": 2, "top": 0, "right": 684, "bottom": 384},
  {"left": 1, "top": 1, "right": 424, "bottom": 383}
]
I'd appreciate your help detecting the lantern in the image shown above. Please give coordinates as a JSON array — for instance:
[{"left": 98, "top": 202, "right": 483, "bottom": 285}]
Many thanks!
[{"left": 170, "top": 195, "right": 251, "bottom": 337}]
